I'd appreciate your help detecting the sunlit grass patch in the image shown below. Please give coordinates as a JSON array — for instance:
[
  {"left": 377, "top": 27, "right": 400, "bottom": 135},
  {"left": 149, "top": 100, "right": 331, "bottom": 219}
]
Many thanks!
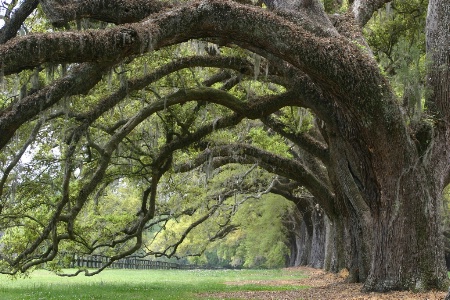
[{"left": 0, "top": 268, "right": 308, "bottom": 300}]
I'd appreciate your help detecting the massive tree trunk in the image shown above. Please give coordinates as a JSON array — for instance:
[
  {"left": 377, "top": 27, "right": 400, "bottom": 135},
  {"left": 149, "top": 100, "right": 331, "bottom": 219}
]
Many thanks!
[
  {"left": 366, "top": 161, "right": 448, "bottom": 291},
  {"left": 285, "top": 204, "right": 326, "bottom": 268},
  {"left": 309, "top": 204, "right": 326, "bottom": 268},
  {"left": 285, "top": 208, "right": 311, "bottom": 267},
  {"left": 360, "top": 0, "right": 449, "bottom": 292},
  {"left": 297, "top": 217, "right": 313, "bottom": 265},
  {"left": 325, "top": 103, "right": 448, "bottom": 290},
  {"left": 427, "top": 0, "right": 450, "bottom": 296},
  {"left": 0, "top": 0, "right": 449, "bottom": 293}
]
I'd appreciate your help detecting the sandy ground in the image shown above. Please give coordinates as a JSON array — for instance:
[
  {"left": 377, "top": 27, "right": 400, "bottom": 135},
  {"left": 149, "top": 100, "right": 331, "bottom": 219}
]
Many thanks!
[{"left": 201, "top": 267, "right": 447, "bottom": 300}]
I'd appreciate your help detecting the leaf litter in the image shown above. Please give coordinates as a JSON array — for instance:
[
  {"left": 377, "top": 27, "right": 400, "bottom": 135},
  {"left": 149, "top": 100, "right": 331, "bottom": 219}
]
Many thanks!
[{"left": 200, "top": 267, "right": 447, "bottom": 300}]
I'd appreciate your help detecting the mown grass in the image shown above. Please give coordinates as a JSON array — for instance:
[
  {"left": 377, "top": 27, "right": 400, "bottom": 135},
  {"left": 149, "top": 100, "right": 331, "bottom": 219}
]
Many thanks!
[{"left": 0, "top": 268, "right": 308, "bottom": 299}]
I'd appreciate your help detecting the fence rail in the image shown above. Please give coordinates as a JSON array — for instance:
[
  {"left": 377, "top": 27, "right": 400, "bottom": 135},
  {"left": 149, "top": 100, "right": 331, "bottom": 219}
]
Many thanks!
[{"left": 66, "top": 254, "right": 196, "bottom": 270}]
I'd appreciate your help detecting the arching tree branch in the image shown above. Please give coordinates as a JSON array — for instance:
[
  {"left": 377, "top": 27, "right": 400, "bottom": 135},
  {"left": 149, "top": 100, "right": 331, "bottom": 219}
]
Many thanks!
[
  {"left": 0, "top": 63, "right": 110, "bottom": 151},
  {"left": 0, "top": 0, "right": 390, "bottom": 122},
  {"left": 39, "top": 0, "right": 169, "bottom": 27},
  {"left": 174, "top": 143, "right": 335, "bottom": 215},
  {"left": 261, "top": 116, "right": 329, "bottom": 164},
  {"left": 0, "top": 0, "right": 38, "bottom": 44},
  {"left": 352, "top": 0, "right": 392, "bottom": 27}
]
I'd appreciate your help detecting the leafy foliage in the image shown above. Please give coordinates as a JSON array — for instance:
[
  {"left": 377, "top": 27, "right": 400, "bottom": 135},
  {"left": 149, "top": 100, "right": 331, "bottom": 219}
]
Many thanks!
[
  {"left": 365, "top": 0, "right": 428, "bottom": 121},
  {"left": 0, "top": 0, "right": 448, "bottom": 292}
]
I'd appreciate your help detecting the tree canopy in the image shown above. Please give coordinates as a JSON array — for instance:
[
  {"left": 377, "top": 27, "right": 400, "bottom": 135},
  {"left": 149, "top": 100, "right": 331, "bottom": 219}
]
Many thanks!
[{"left": 0, "top": 0, "right": 449, "bottom": 293}]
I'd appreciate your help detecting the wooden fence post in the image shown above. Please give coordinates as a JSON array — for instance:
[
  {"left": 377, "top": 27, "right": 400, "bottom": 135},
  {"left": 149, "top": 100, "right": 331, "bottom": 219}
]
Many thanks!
[{"left": 64, "top": 253, "right": 194, "bottom": 270}]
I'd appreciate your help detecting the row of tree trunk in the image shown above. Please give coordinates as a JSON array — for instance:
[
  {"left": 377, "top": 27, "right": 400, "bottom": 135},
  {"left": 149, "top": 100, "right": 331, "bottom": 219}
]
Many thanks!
[{"left": 286, "top": 201, "right": 450, "bottom": 282}]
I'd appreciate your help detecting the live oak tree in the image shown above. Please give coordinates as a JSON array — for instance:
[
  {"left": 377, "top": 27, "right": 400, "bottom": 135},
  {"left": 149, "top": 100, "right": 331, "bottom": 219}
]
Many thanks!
[{"left": 0, "top": 0, "right": 449, "bottom": 293}]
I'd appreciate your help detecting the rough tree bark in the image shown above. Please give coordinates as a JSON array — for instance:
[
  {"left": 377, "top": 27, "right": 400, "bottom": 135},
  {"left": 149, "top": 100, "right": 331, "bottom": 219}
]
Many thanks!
[{"left": 0, "top": 0, "right": 448, "bottom": 292}]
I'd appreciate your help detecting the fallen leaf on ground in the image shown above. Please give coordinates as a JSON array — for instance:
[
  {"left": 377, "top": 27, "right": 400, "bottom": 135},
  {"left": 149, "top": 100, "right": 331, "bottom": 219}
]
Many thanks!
[{"left": 200, "top": 267, "right": 447, "bottom": 300}]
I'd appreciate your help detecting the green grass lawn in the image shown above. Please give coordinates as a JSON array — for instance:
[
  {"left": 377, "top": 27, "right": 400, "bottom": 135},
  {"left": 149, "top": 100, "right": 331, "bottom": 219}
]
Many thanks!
[{"left": 0, "top": 268, "right": 308, "bottom": 300}]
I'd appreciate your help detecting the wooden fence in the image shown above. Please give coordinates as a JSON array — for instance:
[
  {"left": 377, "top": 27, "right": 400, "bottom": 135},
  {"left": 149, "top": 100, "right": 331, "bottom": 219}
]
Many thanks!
[{"left": 67, "top": 254, "right": 196, "bottom": 270}]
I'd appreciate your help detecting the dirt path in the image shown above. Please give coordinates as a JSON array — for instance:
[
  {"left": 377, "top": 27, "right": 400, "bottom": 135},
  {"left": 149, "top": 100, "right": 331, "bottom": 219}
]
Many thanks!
[{"left": 202, "top": 267, "right": 447, "bottom": 300}]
